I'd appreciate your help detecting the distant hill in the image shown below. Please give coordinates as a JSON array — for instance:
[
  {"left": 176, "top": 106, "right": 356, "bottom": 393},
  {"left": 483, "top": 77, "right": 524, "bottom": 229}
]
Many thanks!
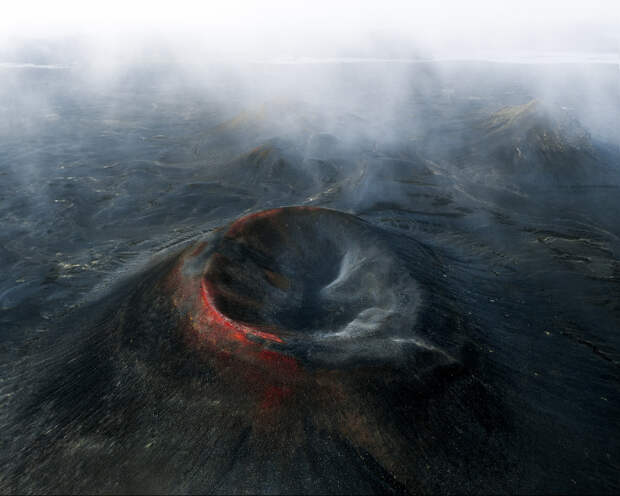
[
  {"left": 162, "top": 100, "right": 371, "bottom": 168},
  {"left": 201, "top": 138, "right": 349, "bottom": 200},
  {"left": 436, "top": 99, "right": 611, "bottom": 188},
  {"left": 480, "top": 100, "right": 594, "bottom": 174}
]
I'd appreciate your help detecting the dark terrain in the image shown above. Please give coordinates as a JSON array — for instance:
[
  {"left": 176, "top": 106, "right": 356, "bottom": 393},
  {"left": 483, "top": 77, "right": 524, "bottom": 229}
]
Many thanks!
[{"left": 0, "top": 59, "right": 619, "bottom": 494}]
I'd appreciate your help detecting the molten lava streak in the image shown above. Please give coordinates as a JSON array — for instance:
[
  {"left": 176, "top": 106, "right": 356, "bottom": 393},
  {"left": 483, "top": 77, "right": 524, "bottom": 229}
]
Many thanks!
[{"left": 200, "top": 279, "right": 284, "bottom": 345}]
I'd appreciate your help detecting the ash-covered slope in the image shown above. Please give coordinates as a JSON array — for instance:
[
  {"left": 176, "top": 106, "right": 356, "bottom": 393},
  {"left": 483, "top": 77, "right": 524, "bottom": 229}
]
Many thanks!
[
  {"left": 480, "top": 100, "right": 595, "bottom": 176},
  {"left": 202, "top": 139, "right": 345, "bottom": 198},
  {"left": 434, "top": 100, "right": 613, "bottom": 188},
  {"left": 167, "top": 100, "right": 371, "bottom": 167}
]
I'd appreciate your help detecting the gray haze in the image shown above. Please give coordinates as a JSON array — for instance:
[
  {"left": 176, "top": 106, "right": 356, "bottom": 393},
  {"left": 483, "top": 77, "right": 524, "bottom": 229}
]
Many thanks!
[{"left": 1, "top": 3, "right": 620, "bottom": 494}]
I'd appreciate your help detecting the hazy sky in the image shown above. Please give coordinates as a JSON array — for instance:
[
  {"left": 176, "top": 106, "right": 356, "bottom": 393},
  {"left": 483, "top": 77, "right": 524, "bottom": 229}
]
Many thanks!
[{"left": 2, "top": 0, "right": 619, "bottom": 58}]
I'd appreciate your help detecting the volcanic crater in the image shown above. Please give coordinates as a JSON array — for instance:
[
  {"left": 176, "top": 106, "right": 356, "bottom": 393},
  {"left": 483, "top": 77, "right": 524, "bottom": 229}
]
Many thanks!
[{"left": 196, "top": 207, "right": 423, "bottom": 361}]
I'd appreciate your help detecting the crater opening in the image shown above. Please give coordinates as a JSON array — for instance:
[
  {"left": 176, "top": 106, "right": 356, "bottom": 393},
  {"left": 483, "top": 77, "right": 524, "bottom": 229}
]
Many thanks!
[
  {"left": 200, "top": 207, "right": 422, "bottom": 360},
  {"left": 205, "top": 208, "right": 378, "bottom": 333}
]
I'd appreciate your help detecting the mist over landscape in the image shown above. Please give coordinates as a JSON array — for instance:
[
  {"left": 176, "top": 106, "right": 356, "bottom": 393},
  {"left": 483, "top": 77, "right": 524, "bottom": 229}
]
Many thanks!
[{"left": 1, "top": 1, "right": 619, "bottom": 493}]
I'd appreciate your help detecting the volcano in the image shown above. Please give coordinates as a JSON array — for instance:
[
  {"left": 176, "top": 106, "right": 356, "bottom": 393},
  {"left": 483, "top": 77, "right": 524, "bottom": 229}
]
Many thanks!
[{"left": 6, "top": 207, "right": 511, "bottom": 494}]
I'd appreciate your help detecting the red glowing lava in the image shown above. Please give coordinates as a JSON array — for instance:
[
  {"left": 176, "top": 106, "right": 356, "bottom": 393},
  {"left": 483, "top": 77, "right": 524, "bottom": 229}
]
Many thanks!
[
  {"left": 199, "top": 279, "right": 283, "bottom": 345},
  {"left": 166, "top": 208, "right": 307, "bottom": 385}
]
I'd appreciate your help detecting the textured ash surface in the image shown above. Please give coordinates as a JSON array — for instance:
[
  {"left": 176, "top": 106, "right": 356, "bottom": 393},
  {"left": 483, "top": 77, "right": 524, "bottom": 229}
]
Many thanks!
[{"left": 0, "top": 61, "right": 619, "bottom": 494}]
